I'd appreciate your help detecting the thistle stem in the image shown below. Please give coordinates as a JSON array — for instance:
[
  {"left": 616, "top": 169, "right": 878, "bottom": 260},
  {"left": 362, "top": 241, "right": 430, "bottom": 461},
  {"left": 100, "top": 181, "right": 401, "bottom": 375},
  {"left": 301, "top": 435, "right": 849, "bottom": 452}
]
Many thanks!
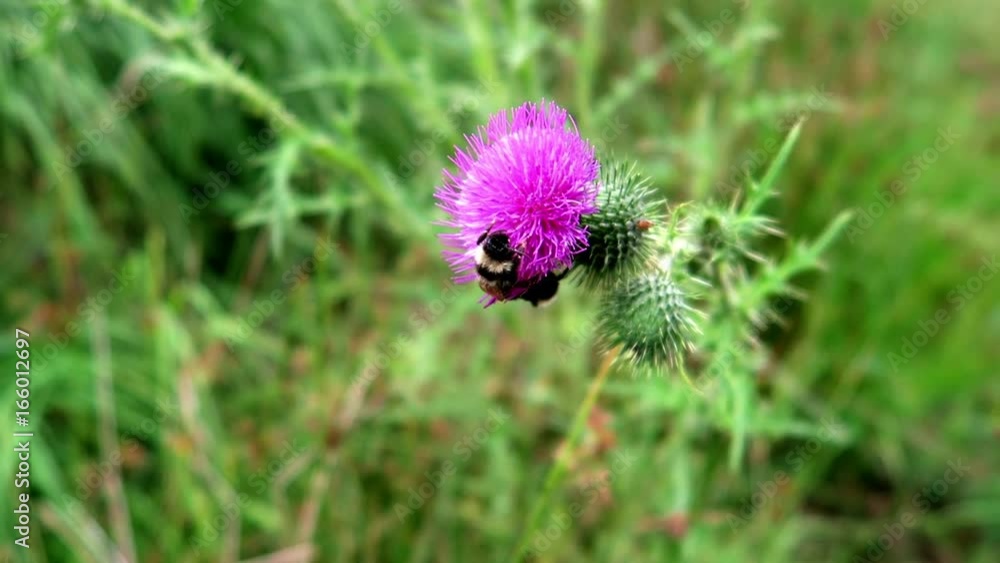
[{"left": 509, "top": 346, "right": 620, "bottom": 562}]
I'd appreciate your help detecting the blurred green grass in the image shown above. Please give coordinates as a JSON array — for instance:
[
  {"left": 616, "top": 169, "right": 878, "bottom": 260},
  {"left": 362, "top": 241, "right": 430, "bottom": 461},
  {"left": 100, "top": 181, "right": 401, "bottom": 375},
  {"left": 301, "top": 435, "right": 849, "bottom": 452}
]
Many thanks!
[{"left": 1, "top": 0, "right": 998, "bottom": 561}]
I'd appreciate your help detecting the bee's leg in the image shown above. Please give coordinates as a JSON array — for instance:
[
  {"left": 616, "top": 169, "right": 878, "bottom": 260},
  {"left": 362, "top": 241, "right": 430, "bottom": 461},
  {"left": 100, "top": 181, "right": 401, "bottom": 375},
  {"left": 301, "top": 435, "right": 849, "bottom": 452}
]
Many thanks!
[{"left": 477, "top": 221, "right": 498, "bottom": 245}]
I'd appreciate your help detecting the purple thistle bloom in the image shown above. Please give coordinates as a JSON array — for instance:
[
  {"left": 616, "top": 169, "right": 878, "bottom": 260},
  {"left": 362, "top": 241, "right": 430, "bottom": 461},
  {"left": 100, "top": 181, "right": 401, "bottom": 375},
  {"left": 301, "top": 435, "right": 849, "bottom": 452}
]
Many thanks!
[{"left": 435, "top": 101, "right": 600, "bottom": 300}]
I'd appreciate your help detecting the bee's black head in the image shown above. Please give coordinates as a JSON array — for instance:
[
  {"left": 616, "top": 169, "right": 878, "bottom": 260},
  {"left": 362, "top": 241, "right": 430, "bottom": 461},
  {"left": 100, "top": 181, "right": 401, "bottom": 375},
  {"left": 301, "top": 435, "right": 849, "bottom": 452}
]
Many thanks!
[{"left": 481, "top": 232, "right": 517, "bottom": 262}]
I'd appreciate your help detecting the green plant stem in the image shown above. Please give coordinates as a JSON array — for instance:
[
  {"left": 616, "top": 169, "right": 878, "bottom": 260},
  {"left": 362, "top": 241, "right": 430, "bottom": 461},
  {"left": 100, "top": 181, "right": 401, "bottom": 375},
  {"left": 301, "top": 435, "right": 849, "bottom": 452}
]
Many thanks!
[
  {"left": 98, "top": 0, "right": 433, "bottom": 242},
  {"left": 509, "top": 347, "right": 620, "bottom": 562}
]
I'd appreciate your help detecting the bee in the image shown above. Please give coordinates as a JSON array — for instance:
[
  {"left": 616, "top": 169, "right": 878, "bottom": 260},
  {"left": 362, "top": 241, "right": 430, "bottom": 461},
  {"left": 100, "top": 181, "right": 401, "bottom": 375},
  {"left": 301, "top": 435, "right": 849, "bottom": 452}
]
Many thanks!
[
  {"left": 474, "top": 230, "right": 521, "bottom": 302},
  {"left": 474, "top": 230, "right": 568, "bottom": 307}
]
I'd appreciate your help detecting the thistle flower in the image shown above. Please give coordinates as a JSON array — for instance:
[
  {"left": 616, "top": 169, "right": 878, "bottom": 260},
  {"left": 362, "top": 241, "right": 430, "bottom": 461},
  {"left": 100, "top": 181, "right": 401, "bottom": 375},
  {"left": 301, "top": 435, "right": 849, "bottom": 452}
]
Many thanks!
[
  {"left": 575, "top": 161, "right": 662, "bottom": 289},
  {"left": 435, "top": 101, "right": 600, "bottom": 294},
  {"left": 597, "top": 273, "right": 700, "bottom": 368}
]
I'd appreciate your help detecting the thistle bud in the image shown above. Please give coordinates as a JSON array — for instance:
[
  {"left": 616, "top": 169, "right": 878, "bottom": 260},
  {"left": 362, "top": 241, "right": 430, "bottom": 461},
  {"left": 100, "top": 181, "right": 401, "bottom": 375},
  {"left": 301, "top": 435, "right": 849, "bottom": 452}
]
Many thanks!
[
  {"left": 575, "top": 161, "right": 662, "bottom": 289},
  {"left": 598, "top": 272, "right": 699, "bottom": 369}
]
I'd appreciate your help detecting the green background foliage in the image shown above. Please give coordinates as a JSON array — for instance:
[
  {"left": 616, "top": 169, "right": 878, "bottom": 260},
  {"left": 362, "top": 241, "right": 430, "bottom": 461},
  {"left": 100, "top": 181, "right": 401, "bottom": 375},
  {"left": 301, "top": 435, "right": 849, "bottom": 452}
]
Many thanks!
[{"left": 1, "top": 0, "right": 997, "bottom": 561}]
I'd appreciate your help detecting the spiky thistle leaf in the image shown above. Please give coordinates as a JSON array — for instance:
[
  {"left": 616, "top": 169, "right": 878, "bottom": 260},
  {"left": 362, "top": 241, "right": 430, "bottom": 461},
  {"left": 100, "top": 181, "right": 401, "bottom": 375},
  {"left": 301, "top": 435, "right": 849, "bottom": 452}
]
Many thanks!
[{"left": 687, "top": 205, "right": 781, "bottom": 273}]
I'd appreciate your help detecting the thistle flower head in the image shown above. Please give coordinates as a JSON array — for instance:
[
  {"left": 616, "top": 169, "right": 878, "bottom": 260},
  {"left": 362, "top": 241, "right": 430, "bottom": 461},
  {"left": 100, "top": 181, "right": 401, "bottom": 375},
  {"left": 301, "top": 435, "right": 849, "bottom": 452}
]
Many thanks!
[
  {"left": 576, "top": 161, "right": 662, "bottom": 288},
  {"left": 598, "top": 273, "right": 700, "bottom": 368},
  {"left": 435, "top": 101, "right": 600, "bottom": 288}
]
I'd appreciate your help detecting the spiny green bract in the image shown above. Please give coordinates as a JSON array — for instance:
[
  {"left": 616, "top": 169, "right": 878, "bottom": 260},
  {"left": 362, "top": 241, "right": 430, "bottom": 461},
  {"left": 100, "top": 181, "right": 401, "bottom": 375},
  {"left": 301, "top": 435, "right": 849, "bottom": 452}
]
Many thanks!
[
  {"left": 597, "top": 272, "right": 700, "bottom": 369},
  {"left": 575, "top": 161, "right": 662, "bottom": 288},
  {"left": 687, "top": 205, "right": 781, "bottom": 273}
]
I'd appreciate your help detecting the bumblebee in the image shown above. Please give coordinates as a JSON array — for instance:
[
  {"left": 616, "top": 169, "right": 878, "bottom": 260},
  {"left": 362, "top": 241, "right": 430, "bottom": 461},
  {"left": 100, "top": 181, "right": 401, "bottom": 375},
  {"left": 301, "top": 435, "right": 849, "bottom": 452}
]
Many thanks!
[
  {"left": 474, "top": 230, "right": 568, "bottom": 307},
  {"left": 474, "top": 231, "right": 520, "bottom": 301}
]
